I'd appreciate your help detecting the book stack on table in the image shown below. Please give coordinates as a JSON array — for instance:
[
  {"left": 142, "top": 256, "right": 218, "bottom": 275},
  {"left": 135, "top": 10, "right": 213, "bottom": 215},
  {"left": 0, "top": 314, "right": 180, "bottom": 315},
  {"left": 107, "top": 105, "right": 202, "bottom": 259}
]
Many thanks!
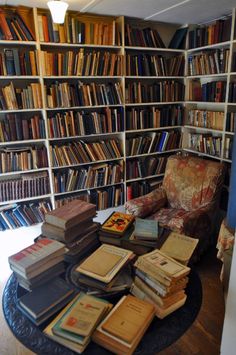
[
  {"left": 41, "top": 199, "right": 100, "bottom": 264},
  {"left": 44, "top": 292, "right": 113, "bottom": 353},
  {"left": 8, "top": 238, "right": 66, "bottom": 291},
  {"left": 131, "top": 249, "right": 191, "bottom": 319},
  {"left": 73, "top": 243, "right": 135, "bottom": 296},
  {"left": 129, "top": 218, "right": 161, "bottom": 248}
]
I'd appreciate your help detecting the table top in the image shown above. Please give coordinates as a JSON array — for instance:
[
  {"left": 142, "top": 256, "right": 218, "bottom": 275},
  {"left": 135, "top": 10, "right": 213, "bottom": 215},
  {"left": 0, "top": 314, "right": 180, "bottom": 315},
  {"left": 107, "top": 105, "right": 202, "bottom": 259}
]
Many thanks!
[{"left": 2, "top": 269, "right": 202, "bottom": 355}]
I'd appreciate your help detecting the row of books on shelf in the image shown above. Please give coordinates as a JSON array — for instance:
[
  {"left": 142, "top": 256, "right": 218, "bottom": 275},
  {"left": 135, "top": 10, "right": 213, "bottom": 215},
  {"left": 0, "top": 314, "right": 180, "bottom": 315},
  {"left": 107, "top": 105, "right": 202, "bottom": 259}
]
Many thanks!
[
  {"left": 188, "top": 16, "right": 232, "bottom": 48},
  {"left": 0, "top": 114, "right": 45, "bottom": 142},
  {"left": 226, "top": 112, "right": 236, "bottom": 132},
  {"left": 47, "top": 107, "right": 123, "bottom": 139},
  {"left": 0, "top": 7, "right": 35, "bottom": 41},
  {"left": 50, "top": 139, "right": 122, "bottom": 167},
  {"left": 0, "top": 82, "right": 42, "bottom": 110},
  {"left": 126, "top": 156, "right": 167, "bottom": 180},
  {"left": 187, "top": 109, "right": 224, "bottom": 130},
  {"left": 38, "top": 12, "right": 119, "bottom": 45},
  {"left": 187, "top": 132, "right": 222, "bottom": 157},
  {"left": 126, "top": 105, "right": 183, "bottom": 130},
  {"left": 126, "top": 130, "right": 181, "bottom": 156},
  {"left": 126, "top": 81, "right": 185, "bottom": 104},
  {"left": 228, "top": 82, "right": 236, "bottom": 102},
  {"left": 0, "top": 200, "right": 51, "bottom": 231},
  {"left": 53, "top": 162, "right": 123, "bottom": 193},
  {"left": 45, "top": 81, "right": 123, "bottom": 108},
  {"left": 41, "top": 50, "right": 124, "bottom": 77},
  {"left": 0, "top": 49, "right": 37, "bottom": 76},
  {"left": 188, "top": 80, "right": 226, "bottom": 102},
  {"left": 0, "top": 145, "right": 48, "bottom": 173},
  {"left": 126, "top": 53, "right": 184, "bottom": 76},
  {"left": 126, "top": 179, "right": 162, "bottom": 200},
  {"left": 188, "top": 48, "right": 230, "bottom": 76},
  {"left": 0, "top": 171, "right": 50, "bottom": 202}
]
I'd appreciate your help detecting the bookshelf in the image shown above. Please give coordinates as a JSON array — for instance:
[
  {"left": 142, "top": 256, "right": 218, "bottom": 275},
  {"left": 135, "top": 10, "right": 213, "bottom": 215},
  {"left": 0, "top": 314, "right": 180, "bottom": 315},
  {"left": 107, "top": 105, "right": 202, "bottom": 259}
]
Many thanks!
[{"left": 0, "top": 4, "right": 235, "bottom": 231}]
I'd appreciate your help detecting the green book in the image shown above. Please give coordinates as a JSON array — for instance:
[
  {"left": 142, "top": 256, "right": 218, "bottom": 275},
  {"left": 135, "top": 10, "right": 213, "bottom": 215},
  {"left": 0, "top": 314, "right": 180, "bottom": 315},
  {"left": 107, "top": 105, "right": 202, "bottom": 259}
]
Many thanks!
[{"left": 134, "top": 218, "right": 158, "bottom": 240}]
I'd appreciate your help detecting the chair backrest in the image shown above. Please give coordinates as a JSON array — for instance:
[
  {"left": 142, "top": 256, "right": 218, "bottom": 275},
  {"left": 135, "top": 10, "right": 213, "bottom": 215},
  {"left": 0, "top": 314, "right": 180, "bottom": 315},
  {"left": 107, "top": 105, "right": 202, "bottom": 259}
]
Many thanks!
[{"left": 162, "top": 155, "right": 225, "bottom": 211}]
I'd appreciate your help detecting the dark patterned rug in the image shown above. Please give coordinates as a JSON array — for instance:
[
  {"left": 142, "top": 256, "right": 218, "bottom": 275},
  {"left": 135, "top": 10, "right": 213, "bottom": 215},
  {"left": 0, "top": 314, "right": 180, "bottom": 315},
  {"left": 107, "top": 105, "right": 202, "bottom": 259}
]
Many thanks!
[{"left": 2, "top": 269, "right": 202, "bottom": 355}]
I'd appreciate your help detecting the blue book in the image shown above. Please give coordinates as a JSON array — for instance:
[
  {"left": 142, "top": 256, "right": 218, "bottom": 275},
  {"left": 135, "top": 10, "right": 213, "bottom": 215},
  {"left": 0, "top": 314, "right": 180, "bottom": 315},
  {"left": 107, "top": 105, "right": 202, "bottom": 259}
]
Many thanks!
[
  {"left": 12, "top": 208, "right": 28, "bottom": 227},
  {"left": 134, "top": 217, "right": 158, "bottom": 240},
  {"left": 3, "top": 210, "right": 18, "bottom": 229},
  {"left": 0, "top": 214, "right": 9, "bottom": 230},
  {"left": 157, "top": 131, "right": 167, "bottom": 151}
]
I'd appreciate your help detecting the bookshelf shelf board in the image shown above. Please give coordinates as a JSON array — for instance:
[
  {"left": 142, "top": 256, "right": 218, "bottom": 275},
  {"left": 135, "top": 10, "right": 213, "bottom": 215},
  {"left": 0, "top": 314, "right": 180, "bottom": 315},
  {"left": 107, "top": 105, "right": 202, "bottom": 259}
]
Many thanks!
[
  {"left": 126, "top": 149, "right": 180, "bottom": 159},
  {"left": 184, "top": 125, "right": 224, "bottom": 133},
  {"left": 227, "top": 103, "right": 236, "bottom": 106},
  {"left": 187, "top": 41, "right": 231, "bottom": 53},
  {"left": 0, "top": 40, "right": 36, "bottom": 46},
  {"left": 0, "top": 168, "right": 50, "bottom": 177},
  {"left": 0, "top": 108, "right": 43, "bottom": 114},
  {"left": 223, "top": 157, "right": 232, "bottom": 163},
  {"left": 230, "top": 72, "right": 236, "bottom": 75},
  {"left": 183, "top": 148, "right": 223, "bottom": 161},
  {"left": 126, "top": 173, "right": 164, "bottom": 183},
  {"left": 125, "top": 76, "right": 185, "bottom": 79},
  {"left": 126, "top": 126, "right": 182, "bottom": 133},
  {"left": 48, "top": 132, "right": 123, "bottom": 141},
  {"left": 54, "top": 182, "right": 124, "bottom": 197},
  {"left": 43, "top": 76, "right": 123, "bottom": 80},
  {"left": 0, "top": 194, "right": 52, "bottom": 206},
  {"left": 46, "top": 104, "right": 124, "bottom": 111},
  {"left": 186, "top": 73, "right": 228, "bottom": 79},
  {"left": 0, "top": 76, "right": 40, "bottom": 80},
  {"left": 0, "top": 139, "right": 46, "bottom": 146},
  {"left": 51, "top": 157, "right": 124, "bottom": 170},
  {"left": 125, "top": 46, "right": 185, "bottom": 53},
  {"left": 125, "top": 101, "right": 184, "bottom": 107},
  {"left": 225, "top": 131, "right": 235, "bottom": 135},
  {"left": 40, "top": 42, "right": 122, "bottom": 50},
  {"left": 185, "top": 101, "right": 225, "bottom": 105}
]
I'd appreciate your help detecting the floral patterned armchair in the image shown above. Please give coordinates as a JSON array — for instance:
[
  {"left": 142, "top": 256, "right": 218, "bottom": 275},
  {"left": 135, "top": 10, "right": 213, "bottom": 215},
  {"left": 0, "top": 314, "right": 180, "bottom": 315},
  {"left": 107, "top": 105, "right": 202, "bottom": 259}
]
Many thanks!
[{"left": 125, "top": 154, "right": 225, "bottom": 258}]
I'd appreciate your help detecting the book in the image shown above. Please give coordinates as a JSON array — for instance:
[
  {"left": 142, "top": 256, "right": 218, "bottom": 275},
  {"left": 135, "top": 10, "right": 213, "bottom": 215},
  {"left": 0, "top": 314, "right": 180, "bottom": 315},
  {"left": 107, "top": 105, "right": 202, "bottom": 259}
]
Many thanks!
[
  {"left": 58, "top": 292, "right": 112, "bottom": 337},
  {"left": 18, "top": 277, "right": 74, "bottom": 319},
  {"left": 134, "top": 218, "right": 158, "bottom": 240},
  {"left": 45, "top": 199, "right": 96, "bottom": 229},
  {"left": 160, "top": 232, "right": 199, "bottom": 265},
  {"left": 101, "top": 211, "right": 134, "bottom": 236},
  {"left": 168, "top": 27, "right": 188, "bottom": 49},
  {"left": 92, "top": 294, "right": 155, "bottom": 354},
  {"left": 75, "top": 244, "right": 134, "bottom": 283},
  {"left": 8, "top": 238, "right": 65, "bottom": 274}
]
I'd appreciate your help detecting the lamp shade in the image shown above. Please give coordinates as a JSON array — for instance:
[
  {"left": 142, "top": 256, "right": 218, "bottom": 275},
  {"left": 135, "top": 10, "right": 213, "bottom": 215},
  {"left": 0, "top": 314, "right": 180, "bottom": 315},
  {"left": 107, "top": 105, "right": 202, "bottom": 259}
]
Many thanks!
[{"left": 47, "top": 1, "right": 68, "bottom": 24}]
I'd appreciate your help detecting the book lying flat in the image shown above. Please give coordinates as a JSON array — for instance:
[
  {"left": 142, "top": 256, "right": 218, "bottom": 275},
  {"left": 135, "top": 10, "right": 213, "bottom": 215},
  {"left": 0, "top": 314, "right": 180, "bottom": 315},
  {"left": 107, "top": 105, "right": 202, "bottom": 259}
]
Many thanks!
[
  {"left": 76, "top": 244, "right": 134, "bottom": 283},
  {"left": 134, "top": 218, "right": 158, "bottom": 240},
  {"left": 45, "top": 199, "right": 96, "bottom": 229},
  {"left": 101, "top": 211, "right": 135, "bottom": 236}
]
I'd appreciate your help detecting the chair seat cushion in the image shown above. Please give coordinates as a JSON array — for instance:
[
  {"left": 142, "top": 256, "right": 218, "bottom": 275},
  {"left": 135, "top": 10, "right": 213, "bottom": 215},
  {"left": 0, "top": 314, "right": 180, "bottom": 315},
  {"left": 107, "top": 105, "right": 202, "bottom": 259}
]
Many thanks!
[{"left": 150, "top": 208, "right": 196, "bottom": 232}]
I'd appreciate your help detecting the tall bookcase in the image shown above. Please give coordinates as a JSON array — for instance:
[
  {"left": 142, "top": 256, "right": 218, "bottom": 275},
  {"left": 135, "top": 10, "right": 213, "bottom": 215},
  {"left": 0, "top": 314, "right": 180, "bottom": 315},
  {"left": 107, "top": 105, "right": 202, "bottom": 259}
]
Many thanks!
[{"left": 0, "top": 4, "right": 235, "bottom": 230}]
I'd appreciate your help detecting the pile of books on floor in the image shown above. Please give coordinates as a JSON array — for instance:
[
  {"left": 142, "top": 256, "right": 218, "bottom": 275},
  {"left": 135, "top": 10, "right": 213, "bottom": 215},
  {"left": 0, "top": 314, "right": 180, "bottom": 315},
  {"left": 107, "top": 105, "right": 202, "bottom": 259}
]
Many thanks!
[
  {"left": 41, "top": 199, "right": 99, "bottom": 264},
  {"left": 73, "top": 243, "right": 134, "bottom": 296},
  {"left": 131, "top": 249, "right": 191, "bottom": 319},
  {"left": 129, "top": 217, "right": 161, "bottom": 248},
  {"left": 44, "top": 292, "right": 113, "bottom": 353},
  {"left": 98, "top": 211, "right": 152, "bottom": 255}
]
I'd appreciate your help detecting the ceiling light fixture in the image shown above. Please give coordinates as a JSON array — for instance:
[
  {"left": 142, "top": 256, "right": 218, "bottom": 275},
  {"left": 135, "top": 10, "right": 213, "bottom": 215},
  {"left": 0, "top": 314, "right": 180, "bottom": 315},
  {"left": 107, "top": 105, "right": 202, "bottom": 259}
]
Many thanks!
[{"left": 47, "top": 0, "right": 69, "bottom": 24}]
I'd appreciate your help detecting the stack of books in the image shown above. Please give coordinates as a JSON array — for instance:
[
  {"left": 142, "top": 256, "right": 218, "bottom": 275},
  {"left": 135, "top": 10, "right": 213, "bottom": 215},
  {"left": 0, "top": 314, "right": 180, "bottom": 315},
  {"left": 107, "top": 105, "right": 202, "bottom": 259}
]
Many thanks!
[
  {"left": 41, "top": 199, "right": 99, "bottom": 264},
  {"left": 131, "top": 249, "right": 191, "bottom": 319},
  {"left": 44, "top": 292, "right": 113, "bottom": 353},
  {"left": 8, "top": 237, "right": 66, "bottom": 291},
  {"left": 129, "top": 218, "right": 160, "bottom": 248},
  {"left": 74, "top": 244, "right": 135, "bottom": 296},
  {"left": 93, "top": 294, "right": 156, "bottom": 354}
]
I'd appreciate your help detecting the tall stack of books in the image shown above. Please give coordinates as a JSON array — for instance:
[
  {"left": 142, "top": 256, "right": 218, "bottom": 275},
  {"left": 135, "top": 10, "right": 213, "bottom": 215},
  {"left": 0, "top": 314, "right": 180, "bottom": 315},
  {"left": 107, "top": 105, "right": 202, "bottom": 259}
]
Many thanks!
[
  {"left": 44, "top": 292, "right": 113, "bottom": 354},
  {"left": 74, "top": 244, "right": 135, "bottom": 296},
  {"left": 131, "top": 249, "right": 190, "bottom": 319},
  {"left": 8, "top": 237, "right": 66, "bottom": 291},
  {"left": 41, "top": 199, "right": 99, "bottom": 264}
]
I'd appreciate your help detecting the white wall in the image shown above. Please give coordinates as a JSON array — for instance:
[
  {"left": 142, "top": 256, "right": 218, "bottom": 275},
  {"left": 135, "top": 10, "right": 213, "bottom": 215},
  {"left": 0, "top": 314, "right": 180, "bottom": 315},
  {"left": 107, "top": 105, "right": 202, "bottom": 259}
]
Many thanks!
[{"left": 220, "top": 236, "right": 236, "bottom": 354}]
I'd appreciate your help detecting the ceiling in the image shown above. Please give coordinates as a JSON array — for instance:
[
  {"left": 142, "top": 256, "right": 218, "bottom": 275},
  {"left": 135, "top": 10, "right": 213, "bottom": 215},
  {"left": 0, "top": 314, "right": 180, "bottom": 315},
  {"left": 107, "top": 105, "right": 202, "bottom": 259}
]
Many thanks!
[{"left": 1, "top": 0, "right": 235, "bottom": 25}]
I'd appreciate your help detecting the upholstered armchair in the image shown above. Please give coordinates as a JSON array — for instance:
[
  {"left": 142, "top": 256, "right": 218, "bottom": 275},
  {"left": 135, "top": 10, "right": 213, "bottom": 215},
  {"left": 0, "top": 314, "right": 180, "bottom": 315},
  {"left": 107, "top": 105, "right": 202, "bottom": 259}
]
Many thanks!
[{"left": 125, "top": 154, "right": 225, "bottom": 258}]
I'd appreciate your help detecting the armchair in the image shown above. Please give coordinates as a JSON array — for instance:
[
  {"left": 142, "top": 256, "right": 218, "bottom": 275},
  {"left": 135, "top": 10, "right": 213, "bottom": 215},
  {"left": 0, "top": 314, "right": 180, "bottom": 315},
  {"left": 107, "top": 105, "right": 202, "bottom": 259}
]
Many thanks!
[{"left": 125, "top": 155, "right": 225, "bottom": 258}]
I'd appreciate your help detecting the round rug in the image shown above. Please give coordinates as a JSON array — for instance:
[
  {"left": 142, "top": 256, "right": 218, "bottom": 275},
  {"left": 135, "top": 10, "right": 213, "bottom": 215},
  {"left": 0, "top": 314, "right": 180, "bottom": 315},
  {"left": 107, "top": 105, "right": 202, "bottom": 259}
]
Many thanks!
[{"left": 2, "top": 269, "right": 202, "bottom": 355}]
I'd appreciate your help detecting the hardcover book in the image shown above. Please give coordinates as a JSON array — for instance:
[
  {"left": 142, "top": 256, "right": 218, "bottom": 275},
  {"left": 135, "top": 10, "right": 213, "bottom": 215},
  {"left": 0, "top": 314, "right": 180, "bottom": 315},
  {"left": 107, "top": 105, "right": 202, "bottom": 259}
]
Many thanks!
[
  {"left": 134, "top": 218, "right": 158, "bottom": 240},
  {"left": 101, "top": 211, "right": 134, "bottom": 236}
]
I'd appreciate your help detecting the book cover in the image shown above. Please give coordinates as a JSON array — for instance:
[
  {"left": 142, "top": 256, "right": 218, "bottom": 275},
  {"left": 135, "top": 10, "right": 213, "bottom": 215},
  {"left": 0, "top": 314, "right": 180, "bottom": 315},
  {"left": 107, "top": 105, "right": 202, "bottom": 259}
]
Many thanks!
[
  {"left": 134, "top": 218, "right": 158, "bottom": 240},
  {"left": 101, "top": 211, "right": 134, "bottom": 236},
  {"left": 76, "top": 244, "right": 134, "bottom": 283}
]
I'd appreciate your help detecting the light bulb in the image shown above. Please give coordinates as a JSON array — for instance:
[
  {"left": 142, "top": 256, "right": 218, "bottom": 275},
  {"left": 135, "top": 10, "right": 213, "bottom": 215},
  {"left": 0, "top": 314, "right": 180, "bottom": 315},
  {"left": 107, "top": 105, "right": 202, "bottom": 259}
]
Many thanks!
[{"left": 47, "top": 1, "right": 68, "bottom": 24}]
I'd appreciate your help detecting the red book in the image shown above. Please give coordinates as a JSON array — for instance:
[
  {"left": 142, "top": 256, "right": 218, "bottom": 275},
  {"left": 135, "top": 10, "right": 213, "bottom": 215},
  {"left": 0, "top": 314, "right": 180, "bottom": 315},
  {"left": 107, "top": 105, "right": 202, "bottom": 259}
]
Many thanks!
[
  {"left": 0, "top": 10, "right": 13, "bottom": 40},
  {"left": 127, "top": 185, "right": 133, "bottom": 201},
  {"left": 42, "top": 15, "right": 50, "bottom": 42}
]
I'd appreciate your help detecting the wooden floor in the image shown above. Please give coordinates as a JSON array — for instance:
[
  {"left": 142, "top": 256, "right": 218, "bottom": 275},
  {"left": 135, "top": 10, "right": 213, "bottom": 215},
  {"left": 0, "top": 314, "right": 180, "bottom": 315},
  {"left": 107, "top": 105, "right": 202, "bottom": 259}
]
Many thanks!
[
  {"left": 159, "top": 248, "right": 225, "bottom": 355},
  {"left": 0, "top": 228, "right": 225, "bottom": 355}
]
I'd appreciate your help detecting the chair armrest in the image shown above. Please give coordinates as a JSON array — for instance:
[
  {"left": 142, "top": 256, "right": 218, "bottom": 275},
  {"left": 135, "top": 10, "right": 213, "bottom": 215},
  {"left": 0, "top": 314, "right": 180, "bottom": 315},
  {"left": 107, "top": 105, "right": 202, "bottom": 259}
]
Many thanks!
[{"left": 125, "top": 188, "right": 167, "bottom": 218}]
